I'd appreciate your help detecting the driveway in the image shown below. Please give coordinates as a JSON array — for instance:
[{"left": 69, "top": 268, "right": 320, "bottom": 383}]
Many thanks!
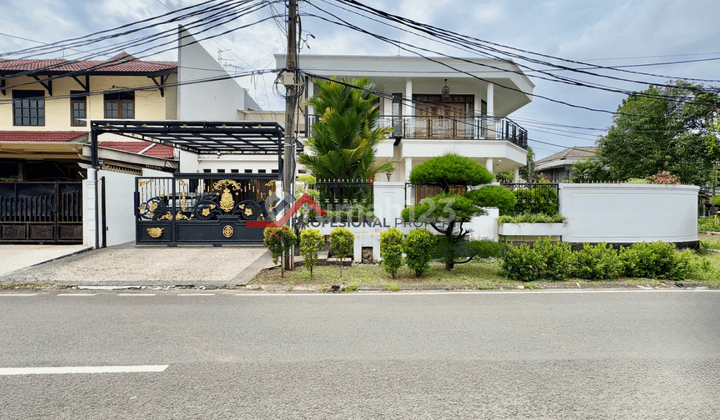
[{"left": 0, "top": 243, "right": 272, "bottom": 287}]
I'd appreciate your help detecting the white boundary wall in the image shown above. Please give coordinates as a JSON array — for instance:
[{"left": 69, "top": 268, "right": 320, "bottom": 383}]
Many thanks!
[
  {"left": 83, "top": 169, "right": 171, "bottom": 248},
  {"left": 558, "top": 183, "right": 698, "bottom": 244}
]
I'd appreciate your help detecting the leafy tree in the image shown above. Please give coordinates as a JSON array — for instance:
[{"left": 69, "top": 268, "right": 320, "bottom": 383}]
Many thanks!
[
  {"left": 380, "top": 227, "right": 404, "bottom": 278},
  {"left": 569, "top": 158, "right": 612, "bottom": 183},
  {"left": 298, "top": 77, "right": 394, "bottom": 182},
  {"left": 263, "top": 225, "right": 297, "bottom": 277},
  {"left": 329, "top": 227, "right": 354, "bottom": 278},
  {"left": 409, "top": 154, "right": 493, "bottom": 190},
  {"left": 300, "top": 228, "right": 324, "bottom": 279},
  {"left": 402, "top": 193, "right": 485, "bottom": 270},
  {"left": 495, "top": 170, "right": 514, "bottom": 183},
  {"left": 597, "top": 81, "right": 720, "bottom": 186},
  {"left": 404, "top": 228, "right": 435, "bottom": 277},
  {"left": 519, "top": 147, "right": 537, "bottom": 182}
]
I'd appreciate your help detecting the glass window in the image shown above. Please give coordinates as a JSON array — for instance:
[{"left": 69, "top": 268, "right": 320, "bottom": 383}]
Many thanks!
[
  {"left": 104, "top": 92, "right": 134, "bottom": 119},
  {"left": 13, "top": 90, "right": 45, "bottom": 126},
  {"left": 70, "top": 91, "right": 87, "bottom": 127}
]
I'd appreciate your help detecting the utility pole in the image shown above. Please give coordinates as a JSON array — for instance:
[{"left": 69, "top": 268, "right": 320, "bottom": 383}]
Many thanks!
[{"left": 282, "top": 0, "right": 298, "bottom": 270}]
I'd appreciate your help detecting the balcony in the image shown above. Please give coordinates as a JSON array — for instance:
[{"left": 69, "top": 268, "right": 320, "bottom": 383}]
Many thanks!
[{"left": 307, "top": 115, "right": 528, "bottom": 150}]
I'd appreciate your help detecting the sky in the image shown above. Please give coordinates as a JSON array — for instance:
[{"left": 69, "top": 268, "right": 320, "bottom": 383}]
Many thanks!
[{"left": 1, "top": 0, "right": 719, "bottom": 159}]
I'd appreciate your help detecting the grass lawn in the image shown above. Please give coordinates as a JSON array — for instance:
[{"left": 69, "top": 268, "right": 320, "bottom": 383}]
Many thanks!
[{"left": 252, "top": 249, "right": 720, "bottom": 290}]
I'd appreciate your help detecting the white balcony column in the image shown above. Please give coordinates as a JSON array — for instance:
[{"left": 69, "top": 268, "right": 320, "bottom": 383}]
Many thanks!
[
  {"left": 306, "top": 76, "right": 314, "bottom": 116},
  {"left": 405, "top": 157, "right": 413, "bottom": 206},
  {"left": 514, "top": 167, "right": 520, "bottom": 183},
  {"left": 487, "top": 83, "right": 495, "bottom": 139},
  {"left": 474, "top": 95, "right": 483, "bottom": 138},
  {"left": 404, "top": 78, "right": 413, "bottom": 118},
  {"left": 485, "top": 157, "right": 494, "bottom": 175}
]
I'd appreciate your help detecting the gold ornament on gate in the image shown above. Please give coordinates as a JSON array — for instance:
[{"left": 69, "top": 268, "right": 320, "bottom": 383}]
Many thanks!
[
  {"left": 222, "top": 225, "right": 234, "bottom": 238},
  {"left": 219, "top": 188, "right": 235, "bottom": 213},
  {"left": 146, "top": 227, "right": 164, "bottom": 238},
  {"left": 214, "top": 179, "right": 241, "bottom": 213}
]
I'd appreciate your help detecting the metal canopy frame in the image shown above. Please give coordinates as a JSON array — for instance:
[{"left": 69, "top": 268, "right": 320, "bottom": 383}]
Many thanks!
[{"left": 90, "top": 120, "right": 302, "bottom": 174}]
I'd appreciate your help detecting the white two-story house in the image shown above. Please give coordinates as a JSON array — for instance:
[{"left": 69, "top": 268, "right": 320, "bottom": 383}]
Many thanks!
[{"left": 276, "top": 54, "right": 533, "bottom": 192}]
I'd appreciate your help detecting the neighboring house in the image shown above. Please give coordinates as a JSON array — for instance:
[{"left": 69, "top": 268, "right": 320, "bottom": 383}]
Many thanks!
[
  {"left": 276, "top": 54, "right": 534, "bottom": 191},
  {"left": 535, "top": 147, "right": 597, "bottom": 182},
  {"left": 0, "top": 52, "right": 179, "bottom": 180}
]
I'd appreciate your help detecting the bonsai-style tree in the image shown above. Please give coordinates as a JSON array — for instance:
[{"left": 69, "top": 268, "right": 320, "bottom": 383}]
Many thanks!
[
  {"left": 329, "top": 227, "right": 354, "bottom": 278},
  {"left": 409, "top": 154, "right": 493, "bottom": 191},
  {"left": 403, "top": 154, "right": 492, "bottom": 270},
  {"left": 465, "top": 185, "right": 517, "bottom": 216},
  {"left": 380, "top": 227, "right": 404, "bottom": 278},
  {"left": 263, "top": 225, "right": 297, "bottom": 277},
  {"left": 300, "top": 228, "right": 324, "bottom": 279}
]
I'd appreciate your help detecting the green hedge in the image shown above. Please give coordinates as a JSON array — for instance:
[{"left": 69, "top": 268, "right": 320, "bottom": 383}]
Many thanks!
[
  {"left": 511, "top": 186, "right": 559, "bottom": 215},
  {"left": 466, "top": 186, "right": 516, "bottom": 215},
  {"left": 502, "top": 239, "right": 707, "bottom": 282}
]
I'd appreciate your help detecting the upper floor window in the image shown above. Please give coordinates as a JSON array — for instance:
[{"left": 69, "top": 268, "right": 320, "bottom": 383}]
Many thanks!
[
  {"left": 13, "top": 90, "right": 45, "bottom": 126},
  {"left": 70, "top": 91, "right": 87, "bottom": 127},
  {"left": 104, "top": 92, "right": 134, "bottom": 119}
]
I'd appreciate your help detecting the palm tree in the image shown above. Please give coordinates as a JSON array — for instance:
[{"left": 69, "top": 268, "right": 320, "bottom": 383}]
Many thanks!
[{"left": 299, "top": 77, "right": 394, "bottom": 182}]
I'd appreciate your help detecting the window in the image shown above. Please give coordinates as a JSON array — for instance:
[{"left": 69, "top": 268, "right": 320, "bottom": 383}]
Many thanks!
[
  {"left": 271, "top": 169, "right": 278, "bottom": 174},
  {"left": 217, "top": 169, "right": 225, "bottom": 173},
  {"left": 203, "top": 169, "right": 211, "bottom": 173},
  {"left": 244, "top": 169, "right": 252, "bottom": 174},
  {"left": 258, "top": 169, "right": 267, "bottom": 174},
  {"left": 13, "top": 90, "right": 45, "bottom": 126},
  {"left": 230, "top": 169, "right": 239, "bottom": 174},
  {"left": 104, "top": 92, "right": 134, "bottom": 119},
  {"left": 70, "top": 91, "right": 87, "bottom": 127}
]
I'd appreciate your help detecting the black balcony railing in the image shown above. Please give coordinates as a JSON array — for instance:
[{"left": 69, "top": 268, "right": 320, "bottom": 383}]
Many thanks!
[{"left": 306, "top": 114, "right": 528, "bottom": 149}]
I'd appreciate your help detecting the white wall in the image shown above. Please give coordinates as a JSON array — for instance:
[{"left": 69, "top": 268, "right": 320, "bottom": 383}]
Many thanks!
[
  {"left": 177, "top": 26, "right": 251, "bottom": 120},
  {"left": 84, "top": 169, "right": 173, "bottom": 248},
  {"left": 559, "top": 183, "right": 699, "bottom": 244}
]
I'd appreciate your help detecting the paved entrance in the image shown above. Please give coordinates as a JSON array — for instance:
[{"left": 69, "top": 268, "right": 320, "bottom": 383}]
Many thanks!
[{"left": 0, "top": 243, "right": 272, "bottom": 286}]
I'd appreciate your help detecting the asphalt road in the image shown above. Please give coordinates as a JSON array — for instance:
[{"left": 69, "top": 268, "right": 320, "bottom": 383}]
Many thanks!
[{"left": 1, "top": 289, "right": 718, "bottom": 419}]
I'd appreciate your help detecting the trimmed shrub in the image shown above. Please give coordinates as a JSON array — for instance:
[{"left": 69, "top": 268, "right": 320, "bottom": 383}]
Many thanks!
[
  {"left": 647, "top": 171, "right": 680, "bottom": 185},
  {"left": 571, "top": 243, "right": 622, "bottom": 280},
  {"left": 466, "top": 240, "right": 506, "bottom": 259},
  {"left": 263, "top": 225, "right": 297, "bottom": 277},
  {"left": 380, "top": 227, "right": 404, "bottom": 278},
  {"left": 404, "top": 228, "right": 435, "bottom": 277},
  {"left": 501, "top": 237, "right": 572, "bottom": 282},
  {"left": 300, "top": 229, "right": 324, "bottom": 279},
  {"left": 329, "top": 227, "right": 354, "bottom": 278},
  {"left": 466, "top": 185, "right": 517, "bottom": 215},
  {"left": 409, "top": 154, "right": 493, "bottom": 187},
  {"left": 497, "top": 213, "right": 565, "bottom": 224},
  {"left": 618, "top": 242, "right": 692, "bottom": 280}
]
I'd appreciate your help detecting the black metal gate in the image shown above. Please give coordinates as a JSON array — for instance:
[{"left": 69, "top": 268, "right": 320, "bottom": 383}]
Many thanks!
[
  {"left": 135, "top": 174, "right": 278, "bottom": 246},
  {"left": 0, "top": 182, "right": 83, "bottom": 243}
]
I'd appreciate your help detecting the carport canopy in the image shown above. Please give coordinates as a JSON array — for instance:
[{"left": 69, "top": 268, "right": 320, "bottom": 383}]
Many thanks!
[{"left": 89, "top": 120, "right": 301, "bottom": 171}]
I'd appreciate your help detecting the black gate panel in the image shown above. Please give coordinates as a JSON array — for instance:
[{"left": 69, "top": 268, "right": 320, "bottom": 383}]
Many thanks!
[
  {"left": 135, "top": 174, "right": 278, "bottom": 246},
  {"left": 0, "top": 182, "right": 83, "bottom": 244}
]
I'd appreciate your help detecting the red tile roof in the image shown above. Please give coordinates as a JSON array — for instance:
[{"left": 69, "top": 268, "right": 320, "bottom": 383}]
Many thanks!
[
  {"left": 99, "top": 141, "right": 175, "bottom": 159},
  {"left": 0, "top": 131, "right": 87, "bottom": 143},
  {"left": 0, "top": 52, "right": 176, "bottom": 74}
]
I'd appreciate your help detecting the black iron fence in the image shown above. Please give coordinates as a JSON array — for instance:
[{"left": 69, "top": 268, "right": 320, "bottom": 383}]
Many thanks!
[
  {"left": 307, "top": 114, "right": 528, "bottom": 149},
  {"left": 0, "top": 181, "right": 83, "bottom": 243},
  {"left": 310, "top": 180, "right": 373, "bottom": 211},
  {"left": 405, "top": 183, "right": 468, "bottom": 206},
  {"left": 501, "top": 182, "right": 560, "bottom": 196}
]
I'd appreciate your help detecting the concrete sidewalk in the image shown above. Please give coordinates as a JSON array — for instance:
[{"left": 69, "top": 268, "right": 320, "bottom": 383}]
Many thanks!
[
  {"left": 0, "top": 243, "right": 274, "bottom": 287},
  {"left": 0, "top": 244, "right": 92, "bottom": 277}
]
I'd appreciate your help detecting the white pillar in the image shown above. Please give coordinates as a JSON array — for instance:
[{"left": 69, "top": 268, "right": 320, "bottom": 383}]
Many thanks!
[
  {"left": 514, "top": 167, "right": 520, "bottom": 183},
  {"left": 405, "top": 157, "right": 413, "bottom": 206},
  {"left": 487, "top": 83, "right": 495, "bottom": 139},
  {"left": 404, "top": 79, "right": 413, "bottom": 117},
  {"left": 307, "top": 77, "right": 314, "bottom": 115},
  {"left": 485, "top": 157, "right": 494, "bottom": 174}
]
